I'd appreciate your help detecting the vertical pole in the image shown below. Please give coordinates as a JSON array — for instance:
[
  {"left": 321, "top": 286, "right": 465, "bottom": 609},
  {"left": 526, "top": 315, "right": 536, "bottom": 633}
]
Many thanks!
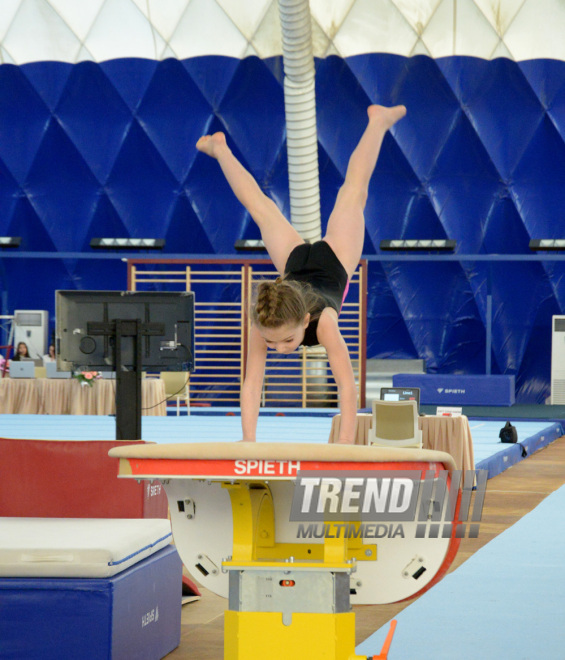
[
  {"left": 115, "top": 319, "right": 143, "bottom": 440},
  {"left": 1, "top": 290, "right": 7, "bottom": 347},
  {"left": 279, "top": 0, "right": 321, "bottom": 241},
  {"left": 359, "top": 262, "right": 368, "bottom": 408},
  {"left": 186, "top": 266, "right": 192, "bottom": 409},
  {"left": 242, "top": 265, "right": 249, "bottom": 382},
  {"left": 128, "top": 262, "right": 136, "bottom": 291},
  {"left": 302, "top": 347, "right": 307, "bottom": 407},
  {"left": 0, "top": 260, "right": 8, "bottom": 348},
  {"left": 486, "top": 266, "right": 492, "bottom": 375}
]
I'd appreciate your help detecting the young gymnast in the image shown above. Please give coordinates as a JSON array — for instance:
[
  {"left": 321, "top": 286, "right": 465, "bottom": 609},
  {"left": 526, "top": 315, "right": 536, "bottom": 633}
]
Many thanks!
[{"left": 196, "top": 104, "right": 407, "bottom": 443}]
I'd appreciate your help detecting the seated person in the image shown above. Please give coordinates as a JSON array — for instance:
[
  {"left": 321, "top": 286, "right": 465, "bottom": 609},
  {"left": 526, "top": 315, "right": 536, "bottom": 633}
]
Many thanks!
[
  {"left": 43, "top": 344, "right": 56, "bottom": 364},
  {"left": 11, "top": 341, "right": 30, "bottom": 362}
]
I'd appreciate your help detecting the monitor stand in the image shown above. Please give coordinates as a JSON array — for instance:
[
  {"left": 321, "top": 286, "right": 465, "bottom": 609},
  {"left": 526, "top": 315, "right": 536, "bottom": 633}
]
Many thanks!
[
  {"left": 88, "top": 319, "right": 165, "bottom": 440},
  {"left": 115, "top": 319, "right": 143, "bottom": 440}
]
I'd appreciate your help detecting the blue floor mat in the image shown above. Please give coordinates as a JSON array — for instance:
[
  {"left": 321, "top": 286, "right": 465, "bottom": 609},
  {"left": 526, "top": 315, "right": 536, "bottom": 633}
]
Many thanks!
[
  {"left": 0, "top": 415, "right": 561, "bottom": 473},
  {"left": 469, "top": 420, "right": 564, "bottom": 478},
  {"left": 356, "top": 484, "right": 565, "bottom": 659}
]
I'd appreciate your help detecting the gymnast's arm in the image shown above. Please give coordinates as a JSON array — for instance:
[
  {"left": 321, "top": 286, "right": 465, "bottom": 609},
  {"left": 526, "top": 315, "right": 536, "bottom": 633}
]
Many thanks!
[
  {"left": 240, "top": 325, "right": 268, "bottom": 442},
  {"left": 317, "top": 309, "right": 358, "bottom": 444}
]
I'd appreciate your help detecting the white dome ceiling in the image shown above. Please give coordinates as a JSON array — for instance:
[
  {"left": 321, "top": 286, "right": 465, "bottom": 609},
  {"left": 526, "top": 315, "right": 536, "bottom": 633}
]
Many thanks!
[{"left": 0, "top": 0, "right": 564, "bottom": 65}]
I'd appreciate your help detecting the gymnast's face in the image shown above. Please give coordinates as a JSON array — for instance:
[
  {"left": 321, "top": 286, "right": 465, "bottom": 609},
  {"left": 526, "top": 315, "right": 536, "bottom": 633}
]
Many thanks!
[{"left": 258, "top": 315, "right": 310, "bottom": 354}]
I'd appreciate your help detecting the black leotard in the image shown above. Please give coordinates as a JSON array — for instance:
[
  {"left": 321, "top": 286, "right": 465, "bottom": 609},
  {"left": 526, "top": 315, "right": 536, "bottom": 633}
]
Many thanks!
[{"left": 284, "top": 240, "right": 349, "bottom": 347}]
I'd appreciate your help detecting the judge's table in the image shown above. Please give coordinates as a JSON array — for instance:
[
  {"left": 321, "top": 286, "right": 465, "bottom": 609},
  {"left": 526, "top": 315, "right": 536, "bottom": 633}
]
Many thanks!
[
  {"left": 329, "top": 412, "right": 475, "bottom": 472},
  {"left": 0, "top": 377, "right": 166, "bottom": 415}
]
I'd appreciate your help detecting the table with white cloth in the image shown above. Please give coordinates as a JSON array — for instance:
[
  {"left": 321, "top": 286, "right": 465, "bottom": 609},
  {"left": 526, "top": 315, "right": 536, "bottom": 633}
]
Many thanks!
[
  {"left": 329, "top": 413, "right": 475, "bottom": 471},
  {"left": 0, "top": 377, "right": 167, "bottom": 416}
]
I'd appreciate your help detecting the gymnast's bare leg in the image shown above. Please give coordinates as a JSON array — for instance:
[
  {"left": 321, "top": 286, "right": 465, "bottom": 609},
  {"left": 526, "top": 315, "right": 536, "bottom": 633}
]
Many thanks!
[
  {"left": 323, "top": 105, "right": 406, "bottom": 279},
  {"left": 196, "top": 133, "right": 303, "bottom": 275}
]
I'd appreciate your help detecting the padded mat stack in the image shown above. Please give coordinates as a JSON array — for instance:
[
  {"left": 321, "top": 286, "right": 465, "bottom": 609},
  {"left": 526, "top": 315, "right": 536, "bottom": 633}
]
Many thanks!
[
  {"left": 0, "top": 437, "right": 169, "bottom": 518},
  {"left": 0, "top": 518, "right": 182, "bottom": 659}
]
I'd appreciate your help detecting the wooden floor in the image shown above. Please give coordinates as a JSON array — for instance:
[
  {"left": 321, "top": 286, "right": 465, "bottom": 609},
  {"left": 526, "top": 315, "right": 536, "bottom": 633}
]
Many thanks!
[{"left": 167, "top": 436, "right": 565, "bottom": 659}]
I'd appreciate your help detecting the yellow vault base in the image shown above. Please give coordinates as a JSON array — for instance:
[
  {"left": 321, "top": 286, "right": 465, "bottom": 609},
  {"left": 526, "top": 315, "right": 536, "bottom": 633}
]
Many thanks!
[{"left": 224, "top": 610, "right": 366, "bottom": 660}]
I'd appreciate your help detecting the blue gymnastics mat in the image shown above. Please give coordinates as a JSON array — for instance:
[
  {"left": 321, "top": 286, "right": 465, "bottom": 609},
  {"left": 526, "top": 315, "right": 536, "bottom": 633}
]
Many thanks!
[
  {"left": 469, "top": 419, "right": 564, "bottom": 478},
  {"left": 0, "top": 413, "right": 332, "bottom": 444},
  {"left": 0, "top": 415, "right": 562, "bottom": 476},
  {"left": 356, "top": 483, "right": 565, "bottom": 660}
]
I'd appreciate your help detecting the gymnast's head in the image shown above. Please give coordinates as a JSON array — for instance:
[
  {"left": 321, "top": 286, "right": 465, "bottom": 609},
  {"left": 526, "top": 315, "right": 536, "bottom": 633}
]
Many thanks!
[{"left": 252, "top": 278, "right": 314, "bottom": 353}]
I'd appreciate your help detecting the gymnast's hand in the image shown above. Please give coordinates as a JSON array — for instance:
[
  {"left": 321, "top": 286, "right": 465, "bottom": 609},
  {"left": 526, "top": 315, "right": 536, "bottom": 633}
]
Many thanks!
[{"left": 196, "top": 132, "right": 227, "bottom": 159}]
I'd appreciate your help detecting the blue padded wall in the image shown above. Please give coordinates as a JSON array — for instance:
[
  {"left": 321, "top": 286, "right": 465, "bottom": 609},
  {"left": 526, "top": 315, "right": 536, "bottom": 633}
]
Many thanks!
[{"left": 0, "top": 54, "right": 564, "bottom": 403}]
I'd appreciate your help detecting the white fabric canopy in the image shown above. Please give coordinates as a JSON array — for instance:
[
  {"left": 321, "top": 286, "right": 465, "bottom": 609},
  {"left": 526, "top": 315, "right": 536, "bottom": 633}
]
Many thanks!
[{"left": 1, "top": 0, "right": 563, "bottom": 65}]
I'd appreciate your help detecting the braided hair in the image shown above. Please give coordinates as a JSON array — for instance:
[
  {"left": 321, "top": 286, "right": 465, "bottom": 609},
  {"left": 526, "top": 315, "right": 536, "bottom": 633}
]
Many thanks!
[{"left": 252, "top": 277, "right": 322, "bottom": 329}]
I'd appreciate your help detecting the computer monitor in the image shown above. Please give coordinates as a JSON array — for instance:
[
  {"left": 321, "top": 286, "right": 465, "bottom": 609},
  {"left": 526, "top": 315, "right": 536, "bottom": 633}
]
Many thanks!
[
  {"left": 380, "top": 386, "right": 420, "bottom": 409},
  {"left": 55, "top": 290, "right": 195, "bottom": 441},
  {"left": 20, "top": 357, "right": 42, "bottom": 367},
  {"left": 55, "top": 291, "right": 194, "bottom": 372},
  {"left": 45, "top": 362, "right": 71, "bottom": 379},
  {"left": 9, "top": 362, "right": 35, "bottom": 378}
]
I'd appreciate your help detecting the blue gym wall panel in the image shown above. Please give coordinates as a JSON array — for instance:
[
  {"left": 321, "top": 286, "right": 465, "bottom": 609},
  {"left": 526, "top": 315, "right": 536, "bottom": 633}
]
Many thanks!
[{"left": 0, "top": 54, "right": 564, "bottom": 403}]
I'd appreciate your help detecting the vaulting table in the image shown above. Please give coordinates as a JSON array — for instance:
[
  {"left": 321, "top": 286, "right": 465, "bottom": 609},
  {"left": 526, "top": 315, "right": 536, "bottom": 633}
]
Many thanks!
[{"left": 109, "top": 442, "right": 462, "bottom": 660}]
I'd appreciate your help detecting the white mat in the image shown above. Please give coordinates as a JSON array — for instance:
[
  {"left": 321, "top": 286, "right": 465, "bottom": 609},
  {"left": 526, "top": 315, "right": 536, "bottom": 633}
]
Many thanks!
[{"left": 0, "top": 518, "right": 172, "bottom": 578}]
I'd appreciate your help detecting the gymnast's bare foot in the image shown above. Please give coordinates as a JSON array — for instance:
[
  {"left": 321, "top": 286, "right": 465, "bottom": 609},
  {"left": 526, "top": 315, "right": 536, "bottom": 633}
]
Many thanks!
[
  {"left": 335, "top": 439, "right": 355, "bottom": 445},
  {"left": 196, "top": 132, "right": 228, "bottom": 159},
  {"left": 367, "top": 104, "right": 407, "bottom": 130}
]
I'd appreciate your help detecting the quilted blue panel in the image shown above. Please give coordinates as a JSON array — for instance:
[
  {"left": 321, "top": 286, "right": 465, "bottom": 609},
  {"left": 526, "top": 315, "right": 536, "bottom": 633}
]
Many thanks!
[{"left": 0, "top": 54, "right": 564, "bottom": 403}]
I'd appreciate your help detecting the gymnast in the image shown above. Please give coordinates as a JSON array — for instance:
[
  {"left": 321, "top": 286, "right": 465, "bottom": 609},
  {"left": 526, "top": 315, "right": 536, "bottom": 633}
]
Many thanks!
[{"left": 197, "top": 105, "right": 407, "bottom": 443}]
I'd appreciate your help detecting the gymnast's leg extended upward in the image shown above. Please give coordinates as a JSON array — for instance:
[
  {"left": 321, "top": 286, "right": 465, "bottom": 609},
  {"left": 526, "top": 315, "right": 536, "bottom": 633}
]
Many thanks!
[
  {"left": 322, "top": 104, "right": 406, "bottom": 278},
  {"left": 196, "top": 105, "right": 406, "bottom": 276}
]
